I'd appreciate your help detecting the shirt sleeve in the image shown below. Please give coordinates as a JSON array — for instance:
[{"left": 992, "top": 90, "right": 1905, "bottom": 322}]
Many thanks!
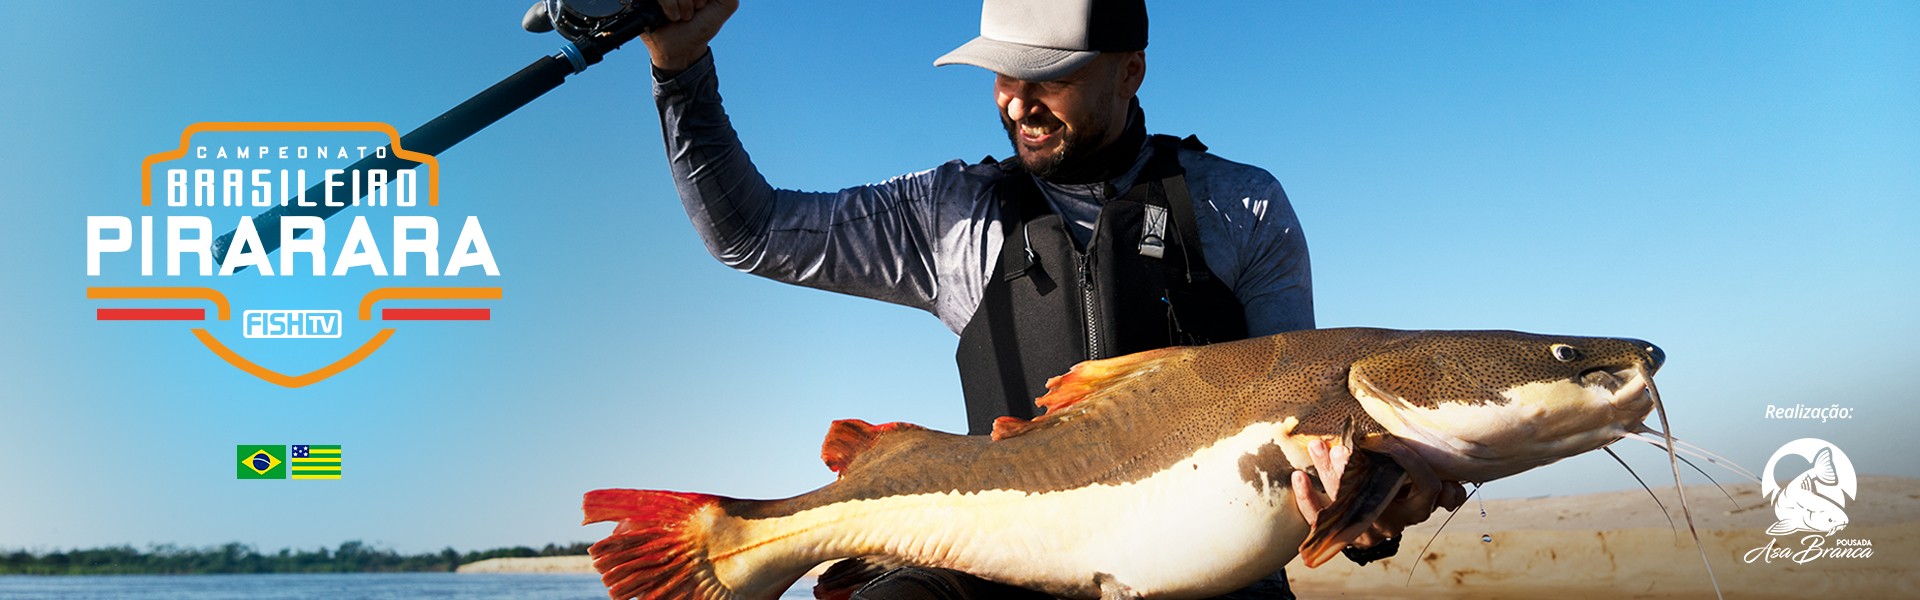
[
  {"left": 1179, "top": 151, "right": 1315, "bottom": 337},
  {"left": 652, "top": 50, "right": 956, "bottom": 312},
  {"left": 1230, "top": 177, "right": 1315, "bottom": 337}
]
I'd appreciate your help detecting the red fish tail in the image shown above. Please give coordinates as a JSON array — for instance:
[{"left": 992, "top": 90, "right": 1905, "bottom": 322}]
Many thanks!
[{"left": 585, "top": 489, "right": 742, "bottom": 600}]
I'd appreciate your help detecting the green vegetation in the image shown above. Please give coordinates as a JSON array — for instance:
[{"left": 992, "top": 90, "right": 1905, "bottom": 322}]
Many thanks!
[{"left": 0, "top": 541, "right": 593, "bottom": 575}]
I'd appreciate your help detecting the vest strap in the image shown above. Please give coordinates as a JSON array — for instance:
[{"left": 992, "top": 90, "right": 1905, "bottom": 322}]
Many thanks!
[{"left": 1138, "top": 134, "right": 1212, "bottom": 284}]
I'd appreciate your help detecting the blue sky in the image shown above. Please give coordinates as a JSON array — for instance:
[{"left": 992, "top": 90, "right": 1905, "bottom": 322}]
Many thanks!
[{"left": 1, "top": 1, "right": 1914, "bottom": 554}]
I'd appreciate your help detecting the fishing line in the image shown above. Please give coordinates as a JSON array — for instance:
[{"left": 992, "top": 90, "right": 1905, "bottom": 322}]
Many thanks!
[
  {"left": 1605, "top": 447, "right": 1677, "bottom": 535},
  {"left": 1676, "top": 454, "right": 1743, "bottom": 509},
  {"left": 1672, "top": 437, "right": 1762, "bottom": 481},
  {"left": 1404, "top": 484, "right": 1481, "bottom": 587},
  {"left": 1477, "top": 487, "right": 1490, "bottom": 544}
]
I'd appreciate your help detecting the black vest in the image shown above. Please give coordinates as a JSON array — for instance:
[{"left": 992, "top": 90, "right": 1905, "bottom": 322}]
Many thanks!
[{"left": 954, "top": 135, "right": 1248, "bottom": 435}]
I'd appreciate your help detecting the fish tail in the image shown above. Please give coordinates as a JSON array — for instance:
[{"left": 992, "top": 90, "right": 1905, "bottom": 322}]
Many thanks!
[{"left": 584, "top": 489, "right": 804, "bottom": 600}]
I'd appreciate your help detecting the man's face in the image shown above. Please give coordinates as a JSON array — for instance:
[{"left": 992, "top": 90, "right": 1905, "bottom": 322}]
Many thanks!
[{"left": 997, "top": 52, "right": 1144, "bottom": 178}]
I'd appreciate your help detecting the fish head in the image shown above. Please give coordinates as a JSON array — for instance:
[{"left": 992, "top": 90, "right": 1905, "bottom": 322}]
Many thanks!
[
  {"left": 1808, "top": 506, "right": 1849, "bottom": 534},
  {"left": 1785, "top": 480, "right": 1852, "bottom": 534},
  {"left": 1347, "top": 331, "right": 1663, "bottom": 483}
]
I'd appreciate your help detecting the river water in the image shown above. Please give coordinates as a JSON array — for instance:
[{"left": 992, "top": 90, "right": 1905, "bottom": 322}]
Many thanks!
[{"left": 0, "top": 573, "right": 819, "bottom": 599}]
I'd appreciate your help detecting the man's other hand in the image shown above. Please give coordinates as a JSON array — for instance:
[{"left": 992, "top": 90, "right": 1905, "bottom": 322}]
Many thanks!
[{"left": 1289, "top": 439, "right": 1468, "bottom": 554}]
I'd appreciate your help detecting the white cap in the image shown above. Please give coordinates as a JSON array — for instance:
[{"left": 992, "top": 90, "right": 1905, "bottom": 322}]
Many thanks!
[{"left": 935, "top": 0, "right": 1148, "bottom": 81}]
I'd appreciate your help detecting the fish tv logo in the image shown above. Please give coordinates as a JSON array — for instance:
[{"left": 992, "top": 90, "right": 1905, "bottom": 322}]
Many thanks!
[
  {"left": 238, "top": 444, "right": 343, "bottom": 480},
  {"left": 85, "top": 123, "right": 502, "bottom": 388},
  {"left": 1743, "top": 438, "right": 1874, "bottom": 564}
]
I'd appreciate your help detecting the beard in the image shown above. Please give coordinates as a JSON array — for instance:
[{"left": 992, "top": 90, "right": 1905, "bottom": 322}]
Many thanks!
[{"left": 1001, "top": 111, "right": 1106, "bottom": 180}]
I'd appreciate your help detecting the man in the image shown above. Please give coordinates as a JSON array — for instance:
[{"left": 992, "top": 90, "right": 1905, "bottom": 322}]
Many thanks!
[{"left": 638, "top": 1, "right": 1462, "bottom": 598}]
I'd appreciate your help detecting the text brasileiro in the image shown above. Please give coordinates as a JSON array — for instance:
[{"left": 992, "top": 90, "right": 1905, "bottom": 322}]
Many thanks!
[{"left": 88, "top": 162, "right": 497, "bottom": 277}]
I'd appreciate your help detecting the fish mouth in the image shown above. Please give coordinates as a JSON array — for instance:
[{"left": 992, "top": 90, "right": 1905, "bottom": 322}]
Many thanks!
[{"left": 1583, "top": 365, "right": 1654, "bottom": 415}]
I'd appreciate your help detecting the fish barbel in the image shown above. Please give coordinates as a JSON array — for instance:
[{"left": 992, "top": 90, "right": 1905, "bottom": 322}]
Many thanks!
[{"left": 584, "top": 328, "right": 1671, "bottom": 600}]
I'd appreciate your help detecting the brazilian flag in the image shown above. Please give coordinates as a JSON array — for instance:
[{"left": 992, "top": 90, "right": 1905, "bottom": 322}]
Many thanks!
[{"left": 237, "top": 445, "right": 287, "bottom": 479}]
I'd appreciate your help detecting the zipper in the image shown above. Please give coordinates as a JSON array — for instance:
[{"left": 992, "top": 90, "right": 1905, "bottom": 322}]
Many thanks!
[{"left": 1077, "top": 250, "right": 1102, "bottom": 359}]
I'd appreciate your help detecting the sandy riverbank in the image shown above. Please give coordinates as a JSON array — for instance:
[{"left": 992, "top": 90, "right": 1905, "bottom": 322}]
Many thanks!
[
  {"left": 467, "top": 477, "right": 1919, "bottom": 598},
  {"left": 456, "top": 555, "right": 594, "bottom": 574},
  {"left": 1287, "top": 475, "right": 1919, "bottom": 598}
]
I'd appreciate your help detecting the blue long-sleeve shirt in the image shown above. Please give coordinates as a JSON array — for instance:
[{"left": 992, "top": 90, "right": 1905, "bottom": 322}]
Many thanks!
[{"left": 654, "top": 51, "right": 1314, "bottom": 336}]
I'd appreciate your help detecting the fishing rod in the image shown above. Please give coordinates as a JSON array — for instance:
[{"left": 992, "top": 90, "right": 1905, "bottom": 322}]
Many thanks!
[{"left": 208, "top": 0, "right": 665, "bottom": 265}]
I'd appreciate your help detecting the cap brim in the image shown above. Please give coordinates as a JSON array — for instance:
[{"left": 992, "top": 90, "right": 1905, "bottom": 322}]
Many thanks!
[{"left": 934, "top": 36, "right": 1099, "bottom": 81}]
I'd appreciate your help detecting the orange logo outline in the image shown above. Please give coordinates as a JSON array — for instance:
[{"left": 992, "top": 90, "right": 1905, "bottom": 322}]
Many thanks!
[{"left": 139, "top": 122, "right": 441, "bottom": 206}]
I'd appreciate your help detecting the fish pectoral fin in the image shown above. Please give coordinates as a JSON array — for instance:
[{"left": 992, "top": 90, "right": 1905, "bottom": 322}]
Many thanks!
[
  {"left": 1298, "top": 449, "right": 1409, "bottom": 569},
  {"left": 1766, "top": 519, "right": 1803, "bottom": 536}
]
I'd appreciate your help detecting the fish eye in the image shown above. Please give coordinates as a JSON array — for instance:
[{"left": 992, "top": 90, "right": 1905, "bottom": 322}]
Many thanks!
[{"left": 1551, "top": 344, "right": 1582, "bottom": 362}]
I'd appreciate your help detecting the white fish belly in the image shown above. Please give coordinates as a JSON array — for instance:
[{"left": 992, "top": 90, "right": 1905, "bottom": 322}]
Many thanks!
[{"left": 718, "top": 422, "right": 1308, "bottom": 599}]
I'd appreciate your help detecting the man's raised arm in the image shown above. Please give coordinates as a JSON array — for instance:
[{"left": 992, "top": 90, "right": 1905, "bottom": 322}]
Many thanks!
[{"left": 642, "top": 1, "right": 968, "bottom": 312}]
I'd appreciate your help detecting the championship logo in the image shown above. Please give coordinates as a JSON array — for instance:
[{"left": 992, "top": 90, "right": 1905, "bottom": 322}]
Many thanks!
[{"left": 86, "top": 122, "right": 501, "bottom": 387}]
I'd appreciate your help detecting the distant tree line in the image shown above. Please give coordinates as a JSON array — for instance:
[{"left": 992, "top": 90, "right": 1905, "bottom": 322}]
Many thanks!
[{"left": 0, "top": 541, "right": 593, "bottom": 575}]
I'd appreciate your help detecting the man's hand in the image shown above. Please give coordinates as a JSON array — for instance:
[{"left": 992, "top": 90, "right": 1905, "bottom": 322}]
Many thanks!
[
  {"left": 642, "top": 0, "right": 739, "bottom": 74},
  {"left": 1289, "top": 439, "right": 1467, "bottom": 552}
]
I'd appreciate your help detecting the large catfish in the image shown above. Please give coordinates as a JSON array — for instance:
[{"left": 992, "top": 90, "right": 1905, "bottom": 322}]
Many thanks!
[{"left": 583, "top": 328, "right": 1675, "bottom": 600}]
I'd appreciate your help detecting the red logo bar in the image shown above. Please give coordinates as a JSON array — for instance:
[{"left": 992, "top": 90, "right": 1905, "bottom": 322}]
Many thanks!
[
  {"left": 380, "top": 308, "right": 490, "bottom": 321},
  {"left": 97, "top": 308, "right": 206, "bottom": 321}
]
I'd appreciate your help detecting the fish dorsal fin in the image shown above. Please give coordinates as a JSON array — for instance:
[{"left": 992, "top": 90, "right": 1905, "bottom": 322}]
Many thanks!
[
  {"left": 989, "top": 415, "right": 1040, "bottom": 441},
  {"left": 991, "top": 347, "right": 1185, "bottom": 441},
  {"left": 1810, "top": 447, "right": 1839, "bottom": 486},
  {"left": 1037, "top": 347, "right": 1183, "bottom": 412},
  {"left": 820, "top": 419, "right": 926, "bottom": 476}
]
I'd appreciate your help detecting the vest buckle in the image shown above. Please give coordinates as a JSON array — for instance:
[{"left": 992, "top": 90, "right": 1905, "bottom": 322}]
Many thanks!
[{"left": 1138, "top": 204, "right": 1168, "bottom": 259}]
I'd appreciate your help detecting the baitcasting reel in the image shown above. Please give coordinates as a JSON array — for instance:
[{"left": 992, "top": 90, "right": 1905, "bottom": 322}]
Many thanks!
[{"left": 524, "top": 0, "right": 667, "bottom": 45}]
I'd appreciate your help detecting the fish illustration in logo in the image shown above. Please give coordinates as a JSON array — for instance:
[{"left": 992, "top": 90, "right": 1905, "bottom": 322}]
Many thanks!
[{"left": 1763, "top": 443, "right": 1852, "bottom": 535}]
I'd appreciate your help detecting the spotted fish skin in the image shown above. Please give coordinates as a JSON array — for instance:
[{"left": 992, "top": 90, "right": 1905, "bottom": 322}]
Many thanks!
[{"left": 584, "top": 328, "right": 1665, "bottom": 600}]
